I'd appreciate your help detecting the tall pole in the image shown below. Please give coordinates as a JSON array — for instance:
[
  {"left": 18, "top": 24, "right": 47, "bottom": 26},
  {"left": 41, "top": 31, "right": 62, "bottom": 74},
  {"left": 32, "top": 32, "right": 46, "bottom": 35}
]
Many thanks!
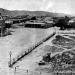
[
  {"left": 14, "top": 66, "right": 19, "bottom": 75},
  {"left": 9, "top": 51, "right": 12, "bottom": 66}
]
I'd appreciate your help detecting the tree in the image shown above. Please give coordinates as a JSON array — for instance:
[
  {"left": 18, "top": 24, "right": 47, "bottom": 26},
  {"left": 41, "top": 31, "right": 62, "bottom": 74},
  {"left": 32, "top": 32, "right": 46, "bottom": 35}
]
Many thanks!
[
  {"left": 54, "top": 16, "right": 70, "bottom": 30},
  {"left": 0, "top": 13, "right": 5, "bottom": 36}
]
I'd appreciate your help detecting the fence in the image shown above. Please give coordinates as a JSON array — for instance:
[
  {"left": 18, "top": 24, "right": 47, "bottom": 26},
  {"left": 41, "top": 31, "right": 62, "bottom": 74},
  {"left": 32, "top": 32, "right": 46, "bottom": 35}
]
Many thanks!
[{"left": 9, "top": 32, "right": 56, "bottom": 67}]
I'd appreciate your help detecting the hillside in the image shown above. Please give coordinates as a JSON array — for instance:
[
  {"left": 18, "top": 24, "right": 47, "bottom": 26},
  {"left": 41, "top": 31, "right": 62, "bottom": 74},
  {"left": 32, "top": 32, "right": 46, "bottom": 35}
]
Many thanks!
[
  {"left": 0, "top": 8, "right": 14, "bottom": 16},
  {"left": 0, "top": 8, "right": 68, "bottom": 17},
  {"left": 11, "top": 10, "right": 66, "bottom": 17}
]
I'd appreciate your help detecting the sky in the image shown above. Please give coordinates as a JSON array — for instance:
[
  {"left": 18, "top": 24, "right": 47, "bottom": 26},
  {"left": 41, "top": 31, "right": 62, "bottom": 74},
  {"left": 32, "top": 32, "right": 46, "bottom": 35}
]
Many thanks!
[{"left": 0, "top": 0, "right": 75, "bottom": 15}]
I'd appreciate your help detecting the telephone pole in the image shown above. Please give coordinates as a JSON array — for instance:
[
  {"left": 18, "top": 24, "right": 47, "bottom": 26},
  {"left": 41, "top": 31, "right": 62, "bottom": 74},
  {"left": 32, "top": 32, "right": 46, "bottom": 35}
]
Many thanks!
[{"left": 9, "top": 51, "right": 12, "bottom": 66}]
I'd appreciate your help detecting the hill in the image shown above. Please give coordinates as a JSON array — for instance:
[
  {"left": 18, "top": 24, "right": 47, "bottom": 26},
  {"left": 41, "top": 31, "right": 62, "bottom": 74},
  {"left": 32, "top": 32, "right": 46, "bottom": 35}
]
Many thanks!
[{"left": 0, "top": 8, "right": 70, "bottom": 17}]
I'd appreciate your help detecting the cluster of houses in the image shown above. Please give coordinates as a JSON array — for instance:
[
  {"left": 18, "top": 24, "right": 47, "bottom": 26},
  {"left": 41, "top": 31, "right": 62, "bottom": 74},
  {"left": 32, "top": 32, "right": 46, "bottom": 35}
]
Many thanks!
[
  {"left": 5, "top": 15, "right": 54, "bottom": 28},
  {"left": 0, "top": 13, "right": 75, "bottom": 36}
]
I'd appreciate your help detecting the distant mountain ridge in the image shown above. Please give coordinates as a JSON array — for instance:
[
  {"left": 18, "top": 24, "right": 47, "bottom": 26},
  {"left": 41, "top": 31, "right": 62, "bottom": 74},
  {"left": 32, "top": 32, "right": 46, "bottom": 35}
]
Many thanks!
[{"left": 0, "top": 8, "right": 70, "bottom": 17}]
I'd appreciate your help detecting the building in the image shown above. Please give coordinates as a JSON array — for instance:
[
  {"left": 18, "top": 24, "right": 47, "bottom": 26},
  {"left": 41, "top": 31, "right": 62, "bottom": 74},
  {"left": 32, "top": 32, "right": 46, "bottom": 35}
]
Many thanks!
[{"left": 25, "top": 21, "right": 46, "bottom": 28}]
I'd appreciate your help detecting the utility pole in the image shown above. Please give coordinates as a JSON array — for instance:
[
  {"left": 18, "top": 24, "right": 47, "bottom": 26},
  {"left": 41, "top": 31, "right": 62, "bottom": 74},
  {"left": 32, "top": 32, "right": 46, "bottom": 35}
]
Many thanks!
[
  {"left": 9, "top": 51, "right": 12, "bottom": 66},
  {"left": 14, "top": 66, "right": 19, "bottom": 75},
  {"left": 27, "top": 69, "right": 28, "bottom": 75}
]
